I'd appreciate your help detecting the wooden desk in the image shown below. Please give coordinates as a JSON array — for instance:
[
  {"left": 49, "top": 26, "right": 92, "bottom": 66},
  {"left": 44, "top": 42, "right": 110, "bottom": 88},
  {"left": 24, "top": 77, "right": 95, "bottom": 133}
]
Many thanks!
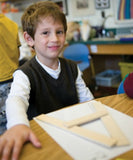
[
  {"left": 19, "top": 121, "right": 73, "bottom": 160},
  {"left": 19, "top": 94, "right": 133, "bottom": 160}
]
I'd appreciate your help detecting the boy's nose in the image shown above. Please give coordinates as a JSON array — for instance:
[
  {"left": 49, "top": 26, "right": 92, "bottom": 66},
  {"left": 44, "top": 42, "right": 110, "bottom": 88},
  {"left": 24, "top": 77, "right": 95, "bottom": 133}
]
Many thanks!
[{"left": 51, "top": 33, "right": 58, "bottom": 41}]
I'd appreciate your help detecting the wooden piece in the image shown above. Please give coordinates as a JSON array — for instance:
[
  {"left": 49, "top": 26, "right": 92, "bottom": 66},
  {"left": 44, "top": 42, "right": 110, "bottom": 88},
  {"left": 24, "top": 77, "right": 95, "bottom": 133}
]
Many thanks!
[
  {"left": 69, "top": 126, "right": 116, "bottom": 147},
  {"left": 93, "top": 100, "right": 130, "bottom": 146},
  {"left": 37, "top": 114, "right": 65, "bottom": 129},
  {"left": 91, "top": 100, "right": 107, "bottom": 111},
  {"left": 36, "top": 100, "right": 129, "bottom": 148},
  {"left": 92, "top": 101, "right": 129, "bottom": 146},
  {"left": 64, "top": 109, "right": 107, "bottom": 128},
  {"left": 101, "top": 115, "right": 129, "bottom": 146},
  {"left": 36, "top": 114, "right": 116, "bottom": 147}
]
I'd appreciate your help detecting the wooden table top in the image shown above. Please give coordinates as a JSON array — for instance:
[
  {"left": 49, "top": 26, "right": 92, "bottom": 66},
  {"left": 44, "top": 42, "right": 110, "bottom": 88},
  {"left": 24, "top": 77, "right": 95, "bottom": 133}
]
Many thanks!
[{"left": 19, "top": 93, "right": 133, "bottom": 160}]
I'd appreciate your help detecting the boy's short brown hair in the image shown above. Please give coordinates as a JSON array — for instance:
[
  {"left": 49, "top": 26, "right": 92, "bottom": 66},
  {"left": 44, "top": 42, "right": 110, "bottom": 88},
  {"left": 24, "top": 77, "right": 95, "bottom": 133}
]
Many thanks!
[{"left": 21, "top": 1, "right": 67, "bottom": 39}]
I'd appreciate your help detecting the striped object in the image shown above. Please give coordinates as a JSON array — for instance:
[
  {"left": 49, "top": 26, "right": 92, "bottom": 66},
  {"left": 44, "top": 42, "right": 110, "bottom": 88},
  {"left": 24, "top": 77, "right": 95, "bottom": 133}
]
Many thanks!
[{"left": 118, "top": 0, "right": 133, "bottom": 20}]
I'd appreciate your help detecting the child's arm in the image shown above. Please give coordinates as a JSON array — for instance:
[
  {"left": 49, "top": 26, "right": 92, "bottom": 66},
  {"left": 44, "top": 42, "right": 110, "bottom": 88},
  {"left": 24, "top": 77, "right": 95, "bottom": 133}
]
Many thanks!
[
  {"left": 76, "top": 67, "right": 94, "bottom": 102},
  {"left": 6, "top": 70, "right": 30, "bottom": 128},
  {"left": 0, "top": 124, "right": 41, "bottom": 160},
  {"left": 0, "top": 70, "right": 42, "bottom": 160}
]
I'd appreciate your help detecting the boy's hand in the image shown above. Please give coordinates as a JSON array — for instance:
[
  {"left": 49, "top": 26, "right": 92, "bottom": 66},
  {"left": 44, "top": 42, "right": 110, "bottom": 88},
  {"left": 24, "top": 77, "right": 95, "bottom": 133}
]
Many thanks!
[{"left": 0, "top": 124, "right": 41, "bottom": 160}]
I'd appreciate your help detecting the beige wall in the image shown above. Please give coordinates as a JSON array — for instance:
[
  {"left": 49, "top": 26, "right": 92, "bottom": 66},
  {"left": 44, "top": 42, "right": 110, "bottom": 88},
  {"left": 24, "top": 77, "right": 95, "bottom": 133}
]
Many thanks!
[{"left": 3, "top": 0, "right": 133, "bottom": 29}]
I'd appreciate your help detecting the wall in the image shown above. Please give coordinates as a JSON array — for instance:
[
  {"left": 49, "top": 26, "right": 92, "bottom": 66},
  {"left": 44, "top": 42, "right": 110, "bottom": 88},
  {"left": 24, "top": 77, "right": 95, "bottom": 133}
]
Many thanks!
[
  {"left": 66, "top": 0, "right": 133, "bottom": 28},
  {"left": 4, "top": 0, "right": 133, "bottom": 29},
  {"left": 5, "top": 0, "right": 35, "bottom": 26}
]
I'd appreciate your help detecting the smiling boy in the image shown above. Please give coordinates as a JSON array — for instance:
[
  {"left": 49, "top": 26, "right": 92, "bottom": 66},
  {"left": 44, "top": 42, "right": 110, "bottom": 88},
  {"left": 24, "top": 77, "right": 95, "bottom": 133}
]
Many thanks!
[{"left": 0, "top": 2, "right": 94, "bottom": 160}]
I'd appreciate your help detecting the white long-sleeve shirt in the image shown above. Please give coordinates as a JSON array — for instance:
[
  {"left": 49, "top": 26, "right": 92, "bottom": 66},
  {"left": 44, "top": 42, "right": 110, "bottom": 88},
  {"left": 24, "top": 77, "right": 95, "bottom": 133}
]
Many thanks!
[{"left": 6, "top": 57, "right": 94, "bottom": 129}]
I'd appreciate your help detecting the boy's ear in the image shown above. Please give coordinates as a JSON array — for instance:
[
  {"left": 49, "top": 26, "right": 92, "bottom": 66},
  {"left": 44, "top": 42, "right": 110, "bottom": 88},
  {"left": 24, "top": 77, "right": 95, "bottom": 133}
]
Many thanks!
[{"left": 23, "top": 31, "right": 34, "bottom": 47}]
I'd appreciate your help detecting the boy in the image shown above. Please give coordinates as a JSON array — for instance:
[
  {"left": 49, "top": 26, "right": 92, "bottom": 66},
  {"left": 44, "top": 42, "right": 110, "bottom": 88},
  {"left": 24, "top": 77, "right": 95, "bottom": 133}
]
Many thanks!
[{"left": 0, "top": 1, "right": 94, "bottom": 160}]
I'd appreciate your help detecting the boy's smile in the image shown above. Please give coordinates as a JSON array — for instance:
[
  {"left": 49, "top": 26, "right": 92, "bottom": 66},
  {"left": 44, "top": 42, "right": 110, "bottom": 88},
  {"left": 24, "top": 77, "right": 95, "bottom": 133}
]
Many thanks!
[{"left": 48, "top": 44, "right": 60, "bottom": 51}]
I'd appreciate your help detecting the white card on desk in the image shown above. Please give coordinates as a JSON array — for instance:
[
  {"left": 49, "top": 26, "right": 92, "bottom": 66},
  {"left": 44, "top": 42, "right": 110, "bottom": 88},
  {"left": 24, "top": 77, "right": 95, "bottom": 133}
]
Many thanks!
[{"left": 34, "top": 100, "right": 133, "bottom": 160}]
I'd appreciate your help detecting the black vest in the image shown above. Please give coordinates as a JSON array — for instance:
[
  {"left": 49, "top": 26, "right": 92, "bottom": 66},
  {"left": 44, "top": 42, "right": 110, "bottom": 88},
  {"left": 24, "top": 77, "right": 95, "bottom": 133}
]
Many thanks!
[{"left": 19, "top": 57, "right": 79, "bottom": 119}]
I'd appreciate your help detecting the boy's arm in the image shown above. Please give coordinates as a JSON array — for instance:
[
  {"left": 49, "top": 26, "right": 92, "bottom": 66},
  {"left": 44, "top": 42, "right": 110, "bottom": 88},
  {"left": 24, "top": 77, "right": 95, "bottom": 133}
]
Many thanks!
[
  {"left": 6, "top": 70, "right": 30, "bottom": 128},
  {"left": 0, "top": 70, "right": 41, "bottom": 160},
  {"left": 76, "top": 67, "right": 94, "bottom": 102},
  {"left": 0, "top": 124, "right": 41, "bottom": 160}
]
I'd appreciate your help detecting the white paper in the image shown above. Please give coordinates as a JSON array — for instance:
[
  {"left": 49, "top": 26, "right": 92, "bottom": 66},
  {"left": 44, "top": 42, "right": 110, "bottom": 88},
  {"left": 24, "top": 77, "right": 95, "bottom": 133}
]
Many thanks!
[
  {"left": 90, "top": 45, "right": 97, "bottom": 53},
  {"left": 34, "top": 100, "right": 133, "bottom": 160}
]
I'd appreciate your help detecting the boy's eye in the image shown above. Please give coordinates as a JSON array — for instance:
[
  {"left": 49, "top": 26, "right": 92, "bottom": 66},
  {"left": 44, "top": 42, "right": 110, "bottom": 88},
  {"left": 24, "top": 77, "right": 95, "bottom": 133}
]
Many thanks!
[
  {"left": 57, "top": 30, "right": 64, "bottom": 34},
  {"left": 43, "top": 31, "right": 49, "bottom": 35}
]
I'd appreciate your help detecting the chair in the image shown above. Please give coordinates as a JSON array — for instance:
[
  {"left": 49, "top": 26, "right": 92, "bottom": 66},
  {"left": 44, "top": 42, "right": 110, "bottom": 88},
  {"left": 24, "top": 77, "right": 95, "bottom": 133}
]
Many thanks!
[
  {"left": 117, "top": 80, "right": 125, "bottom": 94},
  {"left": 63, "top": 43, "right": 95, "bottom": 77},
  {"left": 117, "top": 73, "right": 129, "bottom": 94}
]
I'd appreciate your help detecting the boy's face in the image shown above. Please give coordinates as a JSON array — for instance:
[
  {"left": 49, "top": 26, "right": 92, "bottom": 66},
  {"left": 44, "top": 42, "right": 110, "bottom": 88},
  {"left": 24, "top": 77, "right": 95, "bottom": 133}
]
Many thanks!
[{"left": 26, "top": 17, "right": 66, "bottom": 64}]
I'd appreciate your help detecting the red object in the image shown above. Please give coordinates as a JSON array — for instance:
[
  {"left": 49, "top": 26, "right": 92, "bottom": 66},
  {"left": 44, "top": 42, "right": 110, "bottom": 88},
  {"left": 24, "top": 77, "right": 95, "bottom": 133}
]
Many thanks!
[{"left": 124, "top": 72, "right": 133, "bottom": 98}]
